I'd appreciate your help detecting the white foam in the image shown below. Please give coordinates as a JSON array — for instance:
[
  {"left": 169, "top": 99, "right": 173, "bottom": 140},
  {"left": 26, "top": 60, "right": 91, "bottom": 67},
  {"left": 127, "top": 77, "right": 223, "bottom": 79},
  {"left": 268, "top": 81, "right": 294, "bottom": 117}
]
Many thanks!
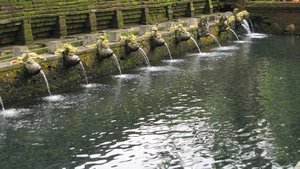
[
  {"left": 188, "top": 52, "right": 233, "bottom": 58},
  {"left": 0, "top": 108, "right": 30, "bottom": 118},
  {"left": 211, "top": 45, "right": 239, "bottom": 51},
  {"left": 43, "top": 95, "right": 65, "bottom": 102},
  {"left": 247, "top": 33, "right": 268, "bottom": 39},
  {"left": 233, "top": 40, "right": 252, "bottom": 44},
  {"left": 82, "top": 83, "right": 102, "bottom": 89},
  {"left": 141, "top": 66, "right": 179, "bottom": 72},
  {"left": 162, "top": 59, "right": 185, "bottom": 63},
  {"left": 114, "top": 74, "right": 139, "bottom": 79}
]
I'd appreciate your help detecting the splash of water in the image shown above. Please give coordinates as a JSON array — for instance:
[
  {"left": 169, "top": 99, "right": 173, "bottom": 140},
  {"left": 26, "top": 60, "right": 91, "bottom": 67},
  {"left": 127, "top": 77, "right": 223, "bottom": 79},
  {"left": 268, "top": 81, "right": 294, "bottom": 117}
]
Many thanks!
[
  {"left": 208, "top": 33, "right": 221, "bottom": 47},
  {"left": 111, "top": 54, "right": 122, "bottom": 75},
  {"left": 138, "top": 48, "right": 151, "bottom": 67},
  {"left": 39, "top": 70, "right": 52, "bottom": 95},
  {"left": 229, "top": 28, "right": 239, "bottom": 41},
  {"left": 0, "top": 96, "right": 4, "bottom": 111},
  {"left": 190, "top": 37, "right": 201, "bottom": 53},
  {"left": 164, "top": 43, "right": 173, "bottom": 60},
  {"left": 79, "top": 61, "right": 89, "bottom": 84}
]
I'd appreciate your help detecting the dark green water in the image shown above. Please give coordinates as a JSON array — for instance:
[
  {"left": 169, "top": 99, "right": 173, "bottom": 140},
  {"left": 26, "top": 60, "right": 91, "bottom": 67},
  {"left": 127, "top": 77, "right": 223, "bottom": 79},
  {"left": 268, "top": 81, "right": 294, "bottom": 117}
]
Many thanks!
[{"left": 0, "top": 35, "right": 299, "bottom": 169}]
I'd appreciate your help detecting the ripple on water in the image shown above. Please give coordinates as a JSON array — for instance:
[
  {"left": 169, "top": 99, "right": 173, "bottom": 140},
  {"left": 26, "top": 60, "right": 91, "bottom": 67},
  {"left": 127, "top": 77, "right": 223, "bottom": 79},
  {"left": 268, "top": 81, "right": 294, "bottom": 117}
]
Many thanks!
[
  {"left": 43, "top": 95, "right": 65, "bottom": 102},
  {"left": 0, "top": 108, "right": 30, "bottom": 118}
]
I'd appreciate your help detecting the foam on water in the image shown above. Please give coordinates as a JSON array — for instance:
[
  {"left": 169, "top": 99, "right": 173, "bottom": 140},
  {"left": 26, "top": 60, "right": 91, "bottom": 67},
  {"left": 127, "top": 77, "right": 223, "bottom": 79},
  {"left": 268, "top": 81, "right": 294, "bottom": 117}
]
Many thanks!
[
  {"left": 211, "top": 45, "right": 239, "bottom": 51},
  {"left": 188, "top": 52, "right": 233, "bottom": 57},
  {"left": 0, "top": 108, "right": 30, "bottom": 118},
  {"left": 114, "top": 74, "right": 139, "bottom": 79},
  {"left": 162, "top": 59, "right": 185, "bottom": 63},
  {"left": 233, "top": 40, "right": 252, "bottom": 44},
  {"left": 82, "top": 83, "right": 102, "bottom": 89},
  {"left": 43, "top": 95, "right": 65, "bottom": 102},
  {"left": 247, "top": 33, "right": 268, "bottom": 39},
  {"left": 141, "top": 66, "right": 179, "bottom": 72}
]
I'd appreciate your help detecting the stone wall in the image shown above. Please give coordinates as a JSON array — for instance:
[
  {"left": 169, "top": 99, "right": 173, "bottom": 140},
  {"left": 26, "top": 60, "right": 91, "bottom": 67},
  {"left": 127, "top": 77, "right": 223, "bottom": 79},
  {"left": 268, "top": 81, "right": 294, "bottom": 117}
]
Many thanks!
[
  {"left": 0, "top": 16, "right": 234, "bottom": 104},
  {"left": 0, "top": 0, "right": 234, "bottom": 46},
  {"left": 246, "top": 3, "right": 300, "bottom": 34}
]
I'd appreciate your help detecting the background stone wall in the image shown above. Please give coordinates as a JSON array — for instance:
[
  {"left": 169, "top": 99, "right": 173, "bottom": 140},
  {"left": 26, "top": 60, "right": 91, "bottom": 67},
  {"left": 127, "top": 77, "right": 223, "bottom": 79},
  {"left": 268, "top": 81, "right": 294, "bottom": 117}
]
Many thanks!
[{"left": 0, "top": 0, "right": 234, "bottom": 46}]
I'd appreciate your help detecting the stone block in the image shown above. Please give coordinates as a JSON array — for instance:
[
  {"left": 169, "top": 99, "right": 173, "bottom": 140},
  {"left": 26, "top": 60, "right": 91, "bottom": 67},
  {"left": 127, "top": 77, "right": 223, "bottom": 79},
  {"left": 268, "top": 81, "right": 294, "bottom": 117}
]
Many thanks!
[
  {"left": 166, "top": 22, "right": 176, "bottom": 31},
  {"left": 47, "top": 41, "right": 63, "bottom": 54},
  {"left": 88, "top": 12, "right": 97, "bottom": 32},
  {"left": 112, "top": 10, "right": 124, "bottom": 29},
  {"left": 83, "top": 34, "right": 98, "bottom": 46},
  {"left": 139, "top": 25, "right": 155, "bottom": 36},
  {"left": 12, "top": 46, "right": 29, "bottom": 57},
  {"left": 186, "top": 18, "right": 199, "bottom": 27},
  {"left": 107, "top": 31, "right": 121, "bottom": 42}
]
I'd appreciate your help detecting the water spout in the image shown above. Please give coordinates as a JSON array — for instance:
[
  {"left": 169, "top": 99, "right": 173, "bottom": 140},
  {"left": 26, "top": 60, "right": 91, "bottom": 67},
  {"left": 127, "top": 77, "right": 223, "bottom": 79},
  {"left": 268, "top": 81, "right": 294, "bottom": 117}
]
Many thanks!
[
  {"left": 164, "top": 43, "right": 173, "bottom": 60},
  {"left": 208, "top": 33, "right": 221, "bottom": 47},
  {"left": 138, "top": 48, "right": 151, "bottom": 67},
  {"left": 0, "top": 96, "right": 4, "bottom": 111},
  {"left": 242, "top": 23, "right": 251, "bottom": 34},
  {"left": 243, "top": 20, "right": 251, "bottom": 31},
  {"left": 248, "top": 19, "right": 255, "bottom": 33},
  {"left": 111, "top": 54, "right": 122, "bottom": 75},
  {"left": 39, "top": 70, "right": 52, "bottom": 95},
  {"left": 190, "top": 37, "right": 201, "bottom": 53},
  {"left": 79, "top": 61, "right": 88, "bottom": 84},
  {"left": 229, "top": 28, "right": 240, "bottom": 41}
]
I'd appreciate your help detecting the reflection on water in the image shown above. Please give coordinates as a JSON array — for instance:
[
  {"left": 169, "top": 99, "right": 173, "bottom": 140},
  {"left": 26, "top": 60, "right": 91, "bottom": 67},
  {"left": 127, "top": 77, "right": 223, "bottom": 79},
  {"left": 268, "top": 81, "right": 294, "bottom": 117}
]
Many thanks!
[{"left": 0, "top": 35, "right": 299, "bottom": 169}]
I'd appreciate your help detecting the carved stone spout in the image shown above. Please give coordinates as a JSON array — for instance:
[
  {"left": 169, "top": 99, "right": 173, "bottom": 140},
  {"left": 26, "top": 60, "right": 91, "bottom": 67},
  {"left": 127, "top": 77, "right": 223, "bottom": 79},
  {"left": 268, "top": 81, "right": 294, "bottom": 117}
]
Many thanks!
[
  {"left": 63, "top": 53, "right": 80, "bottom": 68},
  {"left": 236, "top": 9, "right": 250, "bottom": 22},
  {"left": 20, "top": 52, "right": 43, "bottom": 76},
  {"left": 175, "top": 30, "right": 190, "bottom": 42},
  {"left": 124, "top": 36, "right": 140, "bottom": 55},
  {"left": 96, "top": 39, "right": 114, "bottom": 59},
  {"left": 218, "top": 14, "right": 229, "bottom": 33},
  {"left": 198, "top": 17, "right": 210, "bottom": 38},
  {"left": 24, "top": 58, "right": 42, "bottom": 76},
  {"left": 149, "top": 27, "right": 165, "bottom": 48},
  {"left": 58, "top": 44, "right": 81, "bottom": 68}
]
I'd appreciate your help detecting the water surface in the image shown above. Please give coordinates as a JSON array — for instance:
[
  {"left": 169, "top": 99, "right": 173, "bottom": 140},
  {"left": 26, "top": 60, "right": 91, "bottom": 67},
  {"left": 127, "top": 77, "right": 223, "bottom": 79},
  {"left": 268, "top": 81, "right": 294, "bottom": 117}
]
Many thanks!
[{"left": 0, "top": 35, "right": 299, "bottom": 169}]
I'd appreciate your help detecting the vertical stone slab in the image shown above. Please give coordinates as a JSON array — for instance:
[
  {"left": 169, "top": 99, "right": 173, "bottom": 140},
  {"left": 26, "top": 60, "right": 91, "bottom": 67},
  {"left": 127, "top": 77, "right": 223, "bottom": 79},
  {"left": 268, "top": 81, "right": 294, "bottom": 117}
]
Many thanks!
[
  {"left": 188, "top": 0, "right": 195, "bottom": 17},
  {"left": 88, "top": 11, "right": 97, "bottom": 32},
  {"left": 142, "top": 7, "right": 150, "bottom": 25},
  {"left": 12, "top": 46, "right": 29, "bottom": 57},
  {"left": 113, "top": 10, "right": 124, "bottom": 29},
  {"left": 206, "top": 0, "right": 213, "bottom": 14},
  {"left": 107, "top": 31, "right": 121, "bottom": 42},
  {"left": 47, "top": 41, "right": 63, "bottom": 54},
  {"left": 167, "top": 5, "right": 173, "bottom": 21},
  {"left": 58, "top": 15, "right": 67, "bottom": 37},
  {"left": 83, "top": 34, "right": 98, "bottom": 46},
  {"left": 22, "top": 18, "right": 33, "bottom": 45}
]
